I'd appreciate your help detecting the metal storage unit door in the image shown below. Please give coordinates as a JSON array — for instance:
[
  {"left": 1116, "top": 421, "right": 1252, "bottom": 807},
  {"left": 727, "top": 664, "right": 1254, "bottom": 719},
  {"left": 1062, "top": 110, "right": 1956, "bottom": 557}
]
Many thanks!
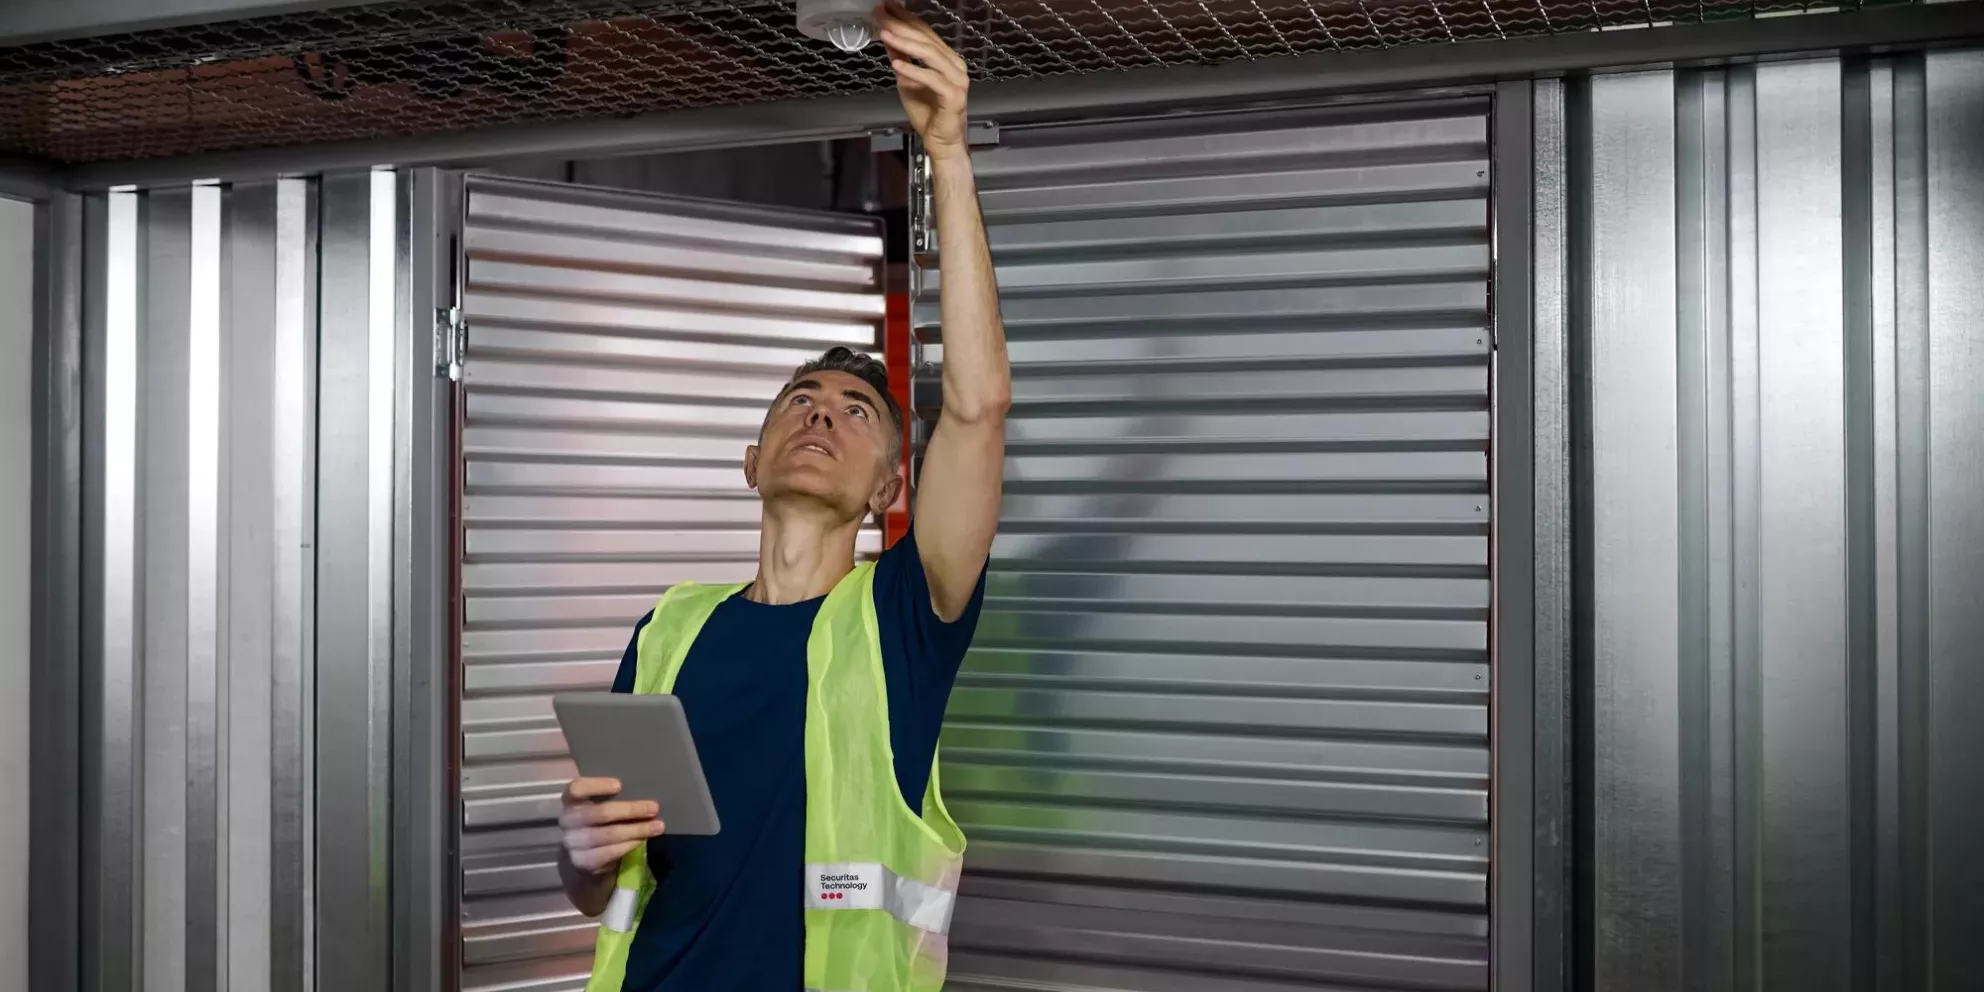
[
  {"left": 454, "top": 175, "right": 886, "bottom": 991},
  {"left": 914, "top": 95, "right": 1493, "bottom": 991}
]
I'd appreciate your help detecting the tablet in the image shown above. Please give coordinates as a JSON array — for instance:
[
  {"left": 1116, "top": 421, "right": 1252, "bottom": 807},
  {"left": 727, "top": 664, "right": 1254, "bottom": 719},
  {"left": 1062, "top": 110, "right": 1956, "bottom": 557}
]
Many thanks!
[{"left": 553, "top": 693, "right": 721, "bottom": 836}]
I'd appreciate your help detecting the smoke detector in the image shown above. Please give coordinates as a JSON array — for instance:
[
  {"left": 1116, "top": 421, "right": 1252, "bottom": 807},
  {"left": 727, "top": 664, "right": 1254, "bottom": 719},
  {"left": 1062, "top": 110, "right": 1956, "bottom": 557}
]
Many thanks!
[{"left": 796, "top": 0, "right": 880, "bottom": 52}]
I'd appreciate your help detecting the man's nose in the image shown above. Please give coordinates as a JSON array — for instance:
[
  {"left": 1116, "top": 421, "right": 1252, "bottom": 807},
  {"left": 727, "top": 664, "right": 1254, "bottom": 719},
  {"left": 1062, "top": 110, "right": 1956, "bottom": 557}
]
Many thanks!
[{"left": 807, "top": 407, "right": 833, "bottom": 429}]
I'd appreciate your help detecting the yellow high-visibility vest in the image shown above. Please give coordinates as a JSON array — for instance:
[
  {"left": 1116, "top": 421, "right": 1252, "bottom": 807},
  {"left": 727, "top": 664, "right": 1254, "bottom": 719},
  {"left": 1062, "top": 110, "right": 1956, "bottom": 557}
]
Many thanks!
[{"left": 584, "top": 562, "right": 967, "bottom": 992}]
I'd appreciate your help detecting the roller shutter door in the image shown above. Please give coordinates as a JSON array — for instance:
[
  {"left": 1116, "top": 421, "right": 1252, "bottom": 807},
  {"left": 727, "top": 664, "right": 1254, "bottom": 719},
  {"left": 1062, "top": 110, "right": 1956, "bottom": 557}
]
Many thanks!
[
  {"left": 454, "top": 176, "right": 886, "bottom": 991},
  {"left": 913, "top": 96, "right": 1493, "bottom": 991}
]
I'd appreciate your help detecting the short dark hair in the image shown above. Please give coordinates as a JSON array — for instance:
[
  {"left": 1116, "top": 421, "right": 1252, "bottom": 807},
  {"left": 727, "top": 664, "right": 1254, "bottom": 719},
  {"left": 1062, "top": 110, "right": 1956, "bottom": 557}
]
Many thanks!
[{"left": 774, "top": 346, "right": 905, "bottom": 463}]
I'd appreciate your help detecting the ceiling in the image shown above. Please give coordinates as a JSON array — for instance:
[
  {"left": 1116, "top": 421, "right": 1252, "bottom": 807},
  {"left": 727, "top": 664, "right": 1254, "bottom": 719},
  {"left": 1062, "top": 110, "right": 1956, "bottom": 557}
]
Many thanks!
[{"left": 0, "top": 0, "right": 1932, "bottom": 163}]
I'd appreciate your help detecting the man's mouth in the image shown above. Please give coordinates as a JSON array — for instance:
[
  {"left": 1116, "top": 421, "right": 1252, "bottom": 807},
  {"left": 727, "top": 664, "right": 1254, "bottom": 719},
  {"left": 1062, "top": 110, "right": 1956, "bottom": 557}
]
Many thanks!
[{"left": 794, "top": 439, "right": 836, "bottom": 458}]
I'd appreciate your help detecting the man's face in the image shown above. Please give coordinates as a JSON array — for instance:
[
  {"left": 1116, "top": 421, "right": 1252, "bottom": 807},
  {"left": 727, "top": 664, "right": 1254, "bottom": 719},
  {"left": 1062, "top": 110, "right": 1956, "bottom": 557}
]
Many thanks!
[{"left": 745, "top": 369, "right": 901, "bottom": 521}]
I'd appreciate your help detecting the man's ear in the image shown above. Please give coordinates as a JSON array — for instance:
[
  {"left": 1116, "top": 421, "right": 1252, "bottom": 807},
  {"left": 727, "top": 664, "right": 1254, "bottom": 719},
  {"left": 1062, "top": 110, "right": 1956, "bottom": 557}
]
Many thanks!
[
  {"left": 869, "top": 471, "right": 904, "bottom": 518},
  {"left": 744, "top": 444, "right": 760, "bottom": 490}
]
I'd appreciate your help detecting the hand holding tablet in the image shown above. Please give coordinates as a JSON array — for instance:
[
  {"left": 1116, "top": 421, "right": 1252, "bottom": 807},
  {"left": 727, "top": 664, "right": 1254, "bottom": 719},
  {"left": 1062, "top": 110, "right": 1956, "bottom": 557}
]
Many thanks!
[
  {"left": 557, "top": 775, "right": 664, "bottom": 874},
  {"left": 554, "top": 693, "right": 722, "bottom": 876}
]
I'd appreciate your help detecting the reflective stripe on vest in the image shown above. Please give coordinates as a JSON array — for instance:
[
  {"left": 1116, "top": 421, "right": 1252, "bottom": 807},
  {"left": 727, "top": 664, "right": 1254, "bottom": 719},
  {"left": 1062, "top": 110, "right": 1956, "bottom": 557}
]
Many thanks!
[
  {"left": 601, "top": 866, "right": 956, "bottom": 937},
  {"left": 600, "top": 887, "right": 641, "bottom": 933},
  {"left": 805, "top": 862, "right": 957, "bottom": 935}
]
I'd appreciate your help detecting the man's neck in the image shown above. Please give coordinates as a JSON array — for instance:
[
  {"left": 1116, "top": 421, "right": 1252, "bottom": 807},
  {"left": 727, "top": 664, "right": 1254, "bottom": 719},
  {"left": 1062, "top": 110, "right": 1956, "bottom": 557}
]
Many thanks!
[{"left": 746, "top": 501, "right": 862, "bottom": 605}]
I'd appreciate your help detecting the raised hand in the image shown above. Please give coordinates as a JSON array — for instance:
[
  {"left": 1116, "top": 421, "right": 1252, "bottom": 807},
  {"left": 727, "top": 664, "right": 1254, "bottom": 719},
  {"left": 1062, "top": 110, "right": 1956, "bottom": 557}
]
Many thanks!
[{"left": 876, "top": 1, "right": 971, "bottom": 160}]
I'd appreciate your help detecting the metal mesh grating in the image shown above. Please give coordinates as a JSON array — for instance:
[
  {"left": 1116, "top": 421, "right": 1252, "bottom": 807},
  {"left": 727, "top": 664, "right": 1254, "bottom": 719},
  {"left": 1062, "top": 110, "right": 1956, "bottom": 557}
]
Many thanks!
[{"left": 0, "top": 0, "right": 1919, "bottom": 162}]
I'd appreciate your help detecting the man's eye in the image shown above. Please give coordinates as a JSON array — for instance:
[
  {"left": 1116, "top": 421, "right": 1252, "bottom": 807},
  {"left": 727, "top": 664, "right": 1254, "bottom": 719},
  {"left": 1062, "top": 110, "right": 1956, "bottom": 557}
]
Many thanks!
[
  {"left": 847, "top": 406, "right": 868, "bottom": 420},
  {"left": 791, "top": 395, "right": 811, "bottom": 406}
]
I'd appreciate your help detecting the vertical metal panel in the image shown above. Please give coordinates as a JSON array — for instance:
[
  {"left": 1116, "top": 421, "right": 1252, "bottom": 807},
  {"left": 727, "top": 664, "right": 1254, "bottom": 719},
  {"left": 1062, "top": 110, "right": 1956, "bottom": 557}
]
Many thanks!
[
  {"left": 1860, "top": 59, "right": 1907, "bottom": 992},
  {"left": 1723, "top": 65, "right": 1767, "bottom": 992},
  {"left": 1842, "top": 57, "right": 1882, "bottom": 992},
  {"left": 1923, "top": 46, "right": 1984, "bottom": 987},
  {"left": 220, "top": 180, "right": 278, "bottom": 992},
  {"left": 1754, "top": 59, "right": 1852, "bottom": 991},
  {"left": 454, "top": 175, "right": 885, "bottom": 992},
  {"left": 1568, "top": 50, "right": 1984, "bottom": 992},
  {"left": 29, "top": 189, "right": 84, "bottom": 992},
  {"left": 1491, "top": 78, "right": 1537, "bottom": 992},
  {"left": 1887, "top": 55, "right": 1933, "bottom": 992},
  {"left": 1675, "top": 65, "right": 1737, "bottom": 992},
  {"left": 269, "top": 177, "right": 319, "bottom": 992},
  {"left": 1581, "top": 69, "right": 1683, "bottom": 992},
  {"left": 1529, "top": 77, "right": 1574, "bottom": 992},
  {"left": 81, "top": 186, "right": 142, "bottom": 992},
  {"left": 1491, "top": 75, "right": 1555, "bottom": 992},
  {"left": 367, "top": 173, "right": 401, "bottom": 980},
  {"left": 915, "top": 97, "right": 1493, "bottom": 992},
  {"left": 313, "top": 169, "right": 395, "bottom": 992},
  {"left": 142, "top": 185, "right": 194, "bottom": 992},
  {"left": 1, "top": 192, "right": 31, "bottom": 992},
  {"left": 394, "top": 167, "right": 458, "bottom": 992},
  {"left": 185, "top": 182, "right": 223, "bottom": 992}
]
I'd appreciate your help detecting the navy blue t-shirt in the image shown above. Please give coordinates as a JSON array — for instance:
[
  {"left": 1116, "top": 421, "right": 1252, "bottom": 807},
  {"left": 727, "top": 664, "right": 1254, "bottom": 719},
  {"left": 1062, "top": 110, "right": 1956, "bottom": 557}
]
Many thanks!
[{"left": 606, "top": 529, "right": 984, "bottom": 992}]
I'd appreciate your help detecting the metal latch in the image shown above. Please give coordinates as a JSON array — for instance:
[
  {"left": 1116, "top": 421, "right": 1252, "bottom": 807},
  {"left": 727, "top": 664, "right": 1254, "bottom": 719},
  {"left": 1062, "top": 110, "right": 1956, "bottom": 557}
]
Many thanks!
[
  {"left": 908, "top": 121, "right": 1001, "bottom": 261},
  {"left": 909, "top": 143, "right": 934, "bottom": 259},
  {"left": 434, "top": 306, "right": 466, "bottom": 382}
]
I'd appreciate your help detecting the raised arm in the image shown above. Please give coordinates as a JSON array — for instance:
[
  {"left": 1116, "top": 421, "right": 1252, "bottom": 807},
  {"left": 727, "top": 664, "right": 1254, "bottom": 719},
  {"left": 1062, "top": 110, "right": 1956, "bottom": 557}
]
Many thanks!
[{"left": 879, "top": 2, "right": 1010, "bottom": 622}]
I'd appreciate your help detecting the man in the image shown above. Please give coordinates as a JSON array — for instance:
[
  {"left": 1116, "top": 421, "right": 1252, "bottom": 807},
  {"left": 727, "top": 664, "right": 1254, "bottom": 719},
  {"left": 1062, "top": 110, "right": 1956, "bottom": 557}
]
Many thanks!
[{"left": 553, "top": 5, "right": 1008, "bottom": 990}]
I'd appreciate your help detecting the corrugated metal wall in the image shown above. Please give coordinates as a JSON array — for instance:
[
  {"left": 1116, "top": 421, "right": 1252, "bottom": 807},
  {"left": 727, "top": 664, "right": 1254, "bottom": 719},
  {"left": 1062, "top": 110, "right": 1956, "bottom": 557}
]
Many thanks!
[
  {"left": 912, "top": 97, "right": 1494, "bottom": 991},
  {"left": 56, "top": 171, "right": 412, "bottom": 991},
  {"left": 1543, "top": 50, "right": 1984, "bottom": 992},
  {"left": 454, "top": 176, "right": 887, "bottom": 991}
]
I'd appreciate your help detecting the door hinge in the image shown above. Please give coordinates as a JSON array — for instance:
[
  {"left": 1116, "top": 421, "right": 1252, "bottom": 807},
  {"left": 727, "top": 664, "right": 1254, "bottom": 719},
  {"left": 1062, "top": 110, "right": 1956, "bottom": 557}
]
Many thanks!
[{"left": 434, "top": 306, "right": 466, "bottom": 382}]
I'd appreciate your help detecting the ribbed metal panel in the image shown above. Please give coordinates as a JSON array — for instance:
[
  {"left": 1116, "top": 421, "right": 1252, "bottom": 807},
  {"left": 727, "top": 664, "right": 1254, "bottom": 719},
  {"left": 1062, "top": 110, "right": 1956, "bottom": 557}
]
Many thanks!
[
  {"left": 456, "top": 176, "right": 885, "bottom": 992},
  {"left": 58, "top": 174, "right": 401, "bottom": 989},
  {"left": 912, "top": 98, "right": 1493, "bottom": 991},
  {"left": 1555, "top": 53, "right": 1984, "bottom": 992}
]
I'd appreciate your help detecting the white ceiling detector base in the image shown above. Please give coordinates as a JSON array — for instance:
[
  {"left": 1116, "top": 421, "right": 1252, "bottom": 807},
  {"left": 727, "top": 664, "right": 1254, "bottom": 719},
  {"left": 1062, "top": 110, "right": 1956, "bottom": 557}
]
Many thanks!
[{"left": 796, "top": 0, "right": 880, "bottom": 51}]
